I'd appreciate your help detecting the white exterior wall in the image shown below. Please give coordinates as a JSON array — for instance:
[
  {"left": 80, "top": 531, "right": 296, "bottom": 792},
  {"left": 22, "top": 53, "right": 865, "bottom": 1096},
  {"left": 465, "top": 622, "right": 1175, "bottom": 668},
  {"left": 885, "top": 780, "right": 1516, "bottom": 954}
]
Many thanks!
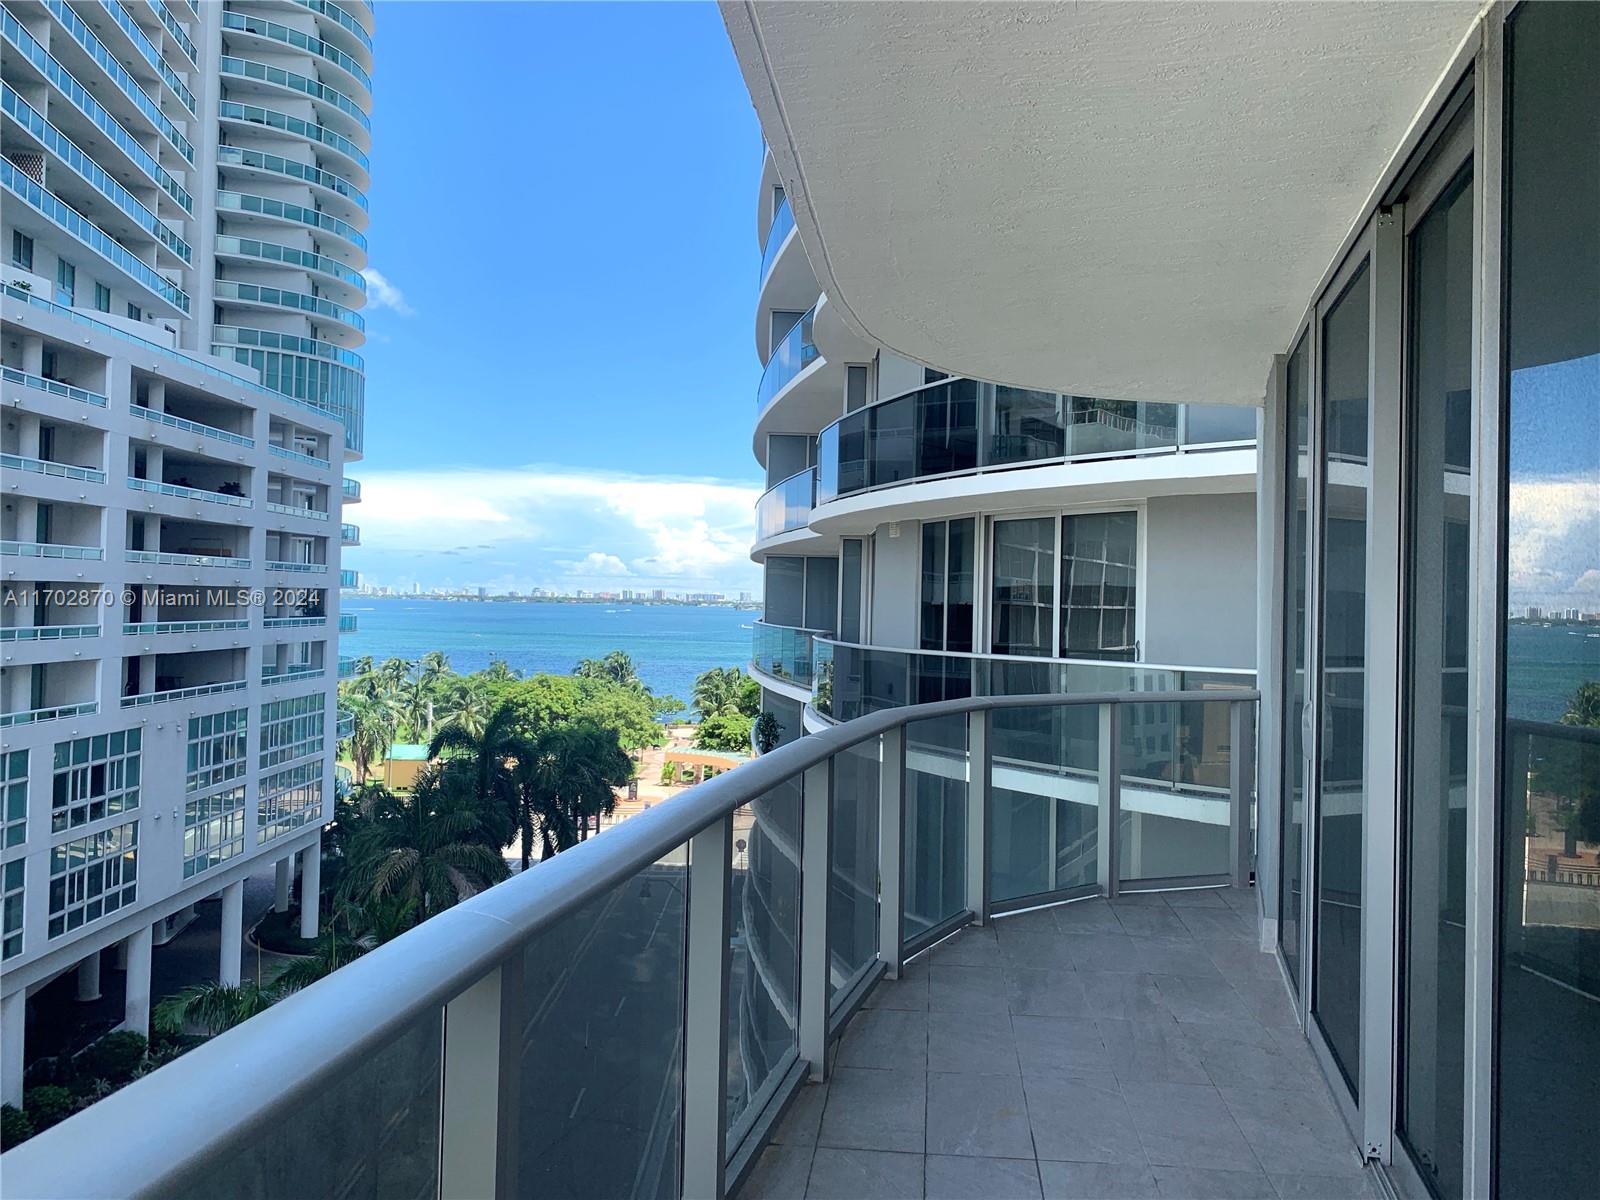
[
  {"left": 868, "top": 522, "right": 919, "bottom": 648},
  {"left": 1141, "top": 493, "right": 1257, "bottom": 668}
]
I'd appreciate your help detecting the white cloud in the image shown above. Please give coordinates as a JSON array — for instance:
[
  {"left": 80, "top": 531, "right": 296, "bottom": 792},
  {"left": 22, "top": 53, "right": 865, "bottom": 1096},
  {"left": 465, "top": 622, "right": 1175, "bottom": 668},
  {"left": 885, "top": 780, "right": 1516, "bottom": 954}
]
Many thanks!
[
  {"left": 351, "top": 465, "right": 763, "bottom": 594},
  {"left": 1508, "top": 477, "right": 1600, "bottom": 609},
  {"left": 360, "top": 267, "right": 414, "bottom": 316}
]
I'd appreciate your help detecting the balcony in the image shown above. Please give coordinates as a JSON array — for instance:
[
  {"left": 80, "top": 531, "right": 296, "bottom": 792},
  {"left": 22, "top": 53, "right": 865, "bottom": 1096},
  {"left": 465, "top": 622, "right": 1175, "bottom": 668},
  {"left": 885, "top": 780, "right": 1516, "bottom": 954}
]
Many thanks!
[
  {"left": 130, "top": 404, "right": 254, "bottom": 449},
  {"left": 816, "top": 379, "right": 1257, "bottom": 506},
  {"left": 336, "top": 708, "right": 354, "bottom": 739},
  {"left": 268, "top": 501, "right": 329, "bottom": 522},
  {"left": 1, "top": 364, "right": 107, "bottom": 408},
  {"left": 1, "top": 541, "right": 103, "bottom": 561},
  {"left": 217, "top": 56, "right": 370, "bottom": 136},
  {"left": 759, "top": 197, "right": 796, "bottom": 287},
  {"left": 120, "top": 679, "right": 246, "bottom": 707},
  {"left": 128, "top": 477, "right": 252, "bottom": 509},
  {"left": 0, "top": 453, "right": 104, "bottom": 485},
  {"left": 0, "top": 623, "right": 98, "bottom": 642},
  {"left": 0, "top": 700, "right": 97, "bottom": 728},
  {"left": 338, "top": 613, "right": 358, "bottom": 633},
  {"left": 268, "top": 560, "right": 327, "bottom": 574},
  {"left": 337, "top": 655, "right": 356, "bottom": 679},
  {"left": 122, "top": 619, "right": 249, "bottom": 636},
  {"left": 0, "top": 686, "right": 1363, "bottom": 1200},
  {"left": 754, "top": 468, "right": 816, "bottom": 543},
  {"left": 263, "top": 616, "right": 327, "bottom": 630},
  {"left": 339, "top": 568, "right": 360, "bottom": 588},
  {"left": 341, "top": 523, "right": 360, "bottom": 546},
  {"left": 342, "top": 477, "right": 361, "bottom": 503},
  {"left": 752, "top": 621, "right": 820, "bottom": 688},
  {"left": 268, "top": 443, "right": 331, "bottom": 470},
  {"left": 815, "top": 638, "right": 1253, "bottom": 724},
  {"left": 125, "top": 549, "right": 249, "bottom": 569},
  {"left": 262, "top": 663, "right": 324, "bottom": 684},
  {"left": 756, "top": 304, "right": 819, "bottom": 413}
]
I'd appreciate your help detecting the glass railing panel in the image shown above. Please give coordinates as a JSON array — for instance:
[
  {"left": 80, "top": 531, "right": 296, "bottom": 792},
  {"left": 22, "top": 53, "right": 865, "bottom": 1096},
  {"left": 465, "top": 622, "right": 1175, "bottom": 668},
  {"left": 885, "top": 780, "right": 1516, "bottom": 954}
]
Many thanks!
[
  {"left": 1117, "top": 700, "right": 1234, "bottom": 884},
  {"left": 1183, "top": 404, "right": 1258, "bottom": 446},
  {"left": 758, "top": 199, "right": 794, "bottom": 285},
  {"left": 165, "top": 1007, "right": 441, "bottom": 1200},
  {"left": 754, "top": 469, "right": 814, "bottom": 542},
  {"left": 517, "top": 856, "right": 687, "bottom": 1200},
  {"left": 756, "top": 305, "right": 818, "bottom": 412},
  {"left": 914, "top": 378, "right": 981, "bottom": 477},
  {"left": 988, "top": 386, "right": 1066, "bottom": 466},
  {"left": 1063, "top": 397, "right": 1179, "bottom": 457},
  {"left": 726, "top": 778, "right": 802, "bottom": 1148},
  {"left": 750, "top": 622, "right": 814, "bottom": 686},
  {"left": 904, "top": 714, "right": 968, "bottom": 943},
  {"left": 828, "top": 740, "right": 879, "bottom": 1007},
  {"left": 989, "top": 703, "right": 1101, "bottom": 905},
  {"left": 868, "top": 393, "right": 915, "bottom": 487}
]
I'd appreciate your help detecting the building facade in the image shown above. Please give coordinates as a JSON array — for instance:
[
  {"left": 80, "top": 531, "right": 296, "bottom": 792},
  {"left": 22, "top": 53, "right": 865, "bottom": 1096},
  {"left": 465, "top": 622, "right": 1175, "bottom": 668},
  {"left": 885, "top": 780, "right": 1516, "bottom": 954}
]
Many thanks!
[{"left": 0, "top": 0, "right": 370, "bottom": 1103}]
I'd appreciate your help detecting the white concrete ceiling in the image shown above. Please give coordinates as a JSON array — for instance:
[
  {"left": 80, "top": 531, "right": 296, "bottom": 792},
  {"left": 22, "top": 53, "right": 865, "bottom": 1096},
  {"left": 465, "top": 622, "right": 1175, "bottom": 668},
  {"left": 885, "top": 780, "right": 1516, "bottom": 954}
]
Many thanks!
[{"left": 722, "top": 1, "right": 1479, "bottom": 407}]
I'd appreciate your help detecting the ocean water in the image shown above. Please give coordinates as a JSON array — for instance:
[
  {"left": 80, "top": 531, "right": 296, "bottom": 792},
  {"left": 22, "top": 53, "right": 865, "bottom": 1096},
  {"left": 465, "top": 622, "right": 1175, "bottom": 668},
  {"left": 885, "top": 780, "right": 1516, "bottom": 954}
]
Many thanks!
[
  {"left": 1507, "top": 621, "right": 1600, "bottom": 724},
  {"left": 342, "top": 598, "right": 754, "bottom": 704}
]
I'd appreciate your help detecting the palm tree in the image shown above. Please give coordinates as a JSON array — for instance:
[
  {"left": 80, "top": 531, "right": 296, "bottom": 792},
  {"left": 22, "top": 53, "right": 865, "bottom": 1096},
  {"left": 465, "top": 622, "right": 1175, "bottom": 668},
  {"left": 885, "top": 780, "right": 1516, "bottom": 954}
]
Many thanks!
[
  {"left": 415, "top": 651, "right": 451, "bottom": 740},
  {"left": 419, "top": 650, "right": 451, "bottom": 684},
  {"left": 481, "top": 658, "right": 519, "bottom": 685},
  {"left": 337, "top": 777, "right": 509, "bottom": 920},
  {"left": 377, "top": 657, "right": 414, "bottom": 696},
  {"left": 154, "top": 982, "right": 278, "bottom": 1037},
  {"left": 436, "top": 679, "right": 492, "bottom": 741},
  {"left": 427, "top": 700, "right": 523, "bottom": 824},
  {"left": 692, "top": 666, "right": 748, "bottom": 717},
  {"left": 343, "top": 691, "right": 401, "bottom": 784},
  {"left": 517, "top": 722, "right": 631, "bottom": 861},
  {"left": 574, "top": 650, "right": 645, "bottom": 693}
]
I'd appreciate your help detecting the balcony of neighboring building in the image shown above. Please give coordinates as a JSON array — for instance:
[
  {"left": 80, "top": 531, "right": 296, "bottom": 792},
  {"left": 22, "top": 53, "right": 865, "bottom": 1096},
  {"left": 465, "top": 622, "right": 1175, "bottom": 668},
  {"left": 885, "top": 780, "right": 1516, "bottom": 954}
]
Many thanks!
[
  {"left": 1, "top": 414, "right": 106, "bottom": 497},
  {"left": 266, "top": 530, "right": 328, "bottom": 574},
  {"left": 262, "top": 639, "right": 326, "bottom": 686},
  {"left": 0, "top": 581, "right": 101, "bottom": 659},
  {"left": 1, "top": 497, "right": 103, "bottom": 568},
  {"left": 266, "top": 473, "right": 331, "bottom": 524},
  {"left": 753, "top": 295, "right": 876, "bottom": 460},
  {"left": 126, "top": 446, "right": 252, "bottom": 512},
  {"left": 120, "top": 647, "right": 247, "bottom": 707},
  {"left": 1, "top": 326, "right": 110, "bottom": 411},
  {"left": 129, "top": 372, "right": 257, "bottom": 452},
  {"left": 230, "top": 0, "right": 375, "bottom": 80},
  {"left": 211, "top": 268, "right": 366, "bottom": 349},
  {"left": 756, "top": 199, "right": 817, "bottom": 365},
  {"left": 121, "top": 584, "right": 249, "bottom": 645},
  {"left": 267, "top": 418, "right": 335, "bottom": 474},
  {"left": 263, "top": 588, "right": 328, "bottom": 632},
  {"left": 0, "top": 656, "right": 96, "bottom": 726},
  {"left": 124, "top": 514, "right": 250, "bottom": 571}
]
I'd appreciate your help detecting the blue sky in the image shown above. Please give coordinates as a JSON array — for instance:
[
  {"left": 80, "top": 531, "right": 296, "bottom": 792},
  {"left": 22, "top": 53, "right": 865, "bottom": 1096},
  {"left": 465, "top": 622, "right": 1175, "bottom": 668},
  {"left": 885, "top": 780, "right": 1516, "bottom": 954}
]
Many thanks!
[{"left": 353, "top": 2, "right": 765, "bottom": 595}]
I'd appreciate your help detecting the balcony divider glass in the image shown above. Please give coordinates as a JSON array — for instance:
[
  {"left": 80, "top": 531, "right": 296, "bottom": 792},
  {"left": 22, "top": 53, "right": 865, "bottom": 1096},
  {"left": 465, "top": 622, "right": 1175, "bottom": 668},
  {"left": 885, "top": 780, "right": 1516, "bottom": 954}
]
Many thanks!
[
  {"left": 754, "top": 468, "right": 816, "bottom": 542},
  {"left": 756, "top": 304, "right": 819, "bottom": 412},
  {"left": 0, "top": 686, "right": 1257, "bottom": 1199},
  {"left": 815, "top": 377, "right": 1256, "bottom": 505}
]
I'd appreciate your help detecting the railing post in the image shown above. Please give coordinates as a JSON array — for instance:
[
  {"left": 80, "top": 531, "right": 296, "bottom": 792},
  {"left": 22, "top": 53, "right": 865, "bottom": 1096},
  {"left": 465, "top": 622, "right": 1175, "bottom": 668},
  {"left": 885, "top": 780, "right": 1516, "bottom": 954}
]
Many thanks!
[
  {"left": 799, "top": 758, "right": 833, "bottom": 1082},
  {"left": 965, "top": 710, "right": 990, "bottom": 925},
  {"left": 877, "top": 727, "right": 905, "bottom": 979},
  {"left": 1098, "top": 703, "right": 1121, "bottom": 898},
  {"left": 683, "top": 816, "right": 733, "bottom": 1200},
  {"left": 1228, "top": 700, "right": 1255, "bottom": 889},
  {"left": 439, "top": 956, "right": 521, "bottom": 1200}
]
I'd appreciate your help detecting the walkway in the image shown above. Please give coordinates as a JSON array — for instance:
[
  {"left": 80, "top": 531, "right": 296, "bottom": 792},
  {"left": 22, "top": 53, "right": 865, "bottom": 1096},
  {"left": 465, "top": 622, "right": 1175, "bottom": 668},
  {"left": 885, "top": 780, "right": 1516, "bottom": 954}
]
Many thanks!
[{"left": 739, "top": 887, "right": 1373, "bottom": 1200}]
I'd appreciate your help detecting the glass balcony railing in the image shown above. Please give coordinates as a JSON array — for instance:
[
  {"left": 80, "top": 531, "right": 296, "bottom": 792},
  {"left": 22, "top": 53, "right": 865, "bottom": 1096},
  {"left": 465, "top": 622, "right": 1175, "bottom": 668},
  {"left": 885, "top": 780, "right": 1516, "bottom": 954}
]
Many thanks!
[
  {"left": 816, "top": 377, "right": 1258, "bottom": 504},
  {"left": 756, "top": 304, "right": 819, "bottom": 412},
  {"left": 2, "top": 364, "right": 107, "bottom": 407},
  {"left": 262, "top": 616, "right": 326, "bottom": 629},
  {"left": 262, "top": 663, "right": 325, "bottom": 684},
  {"left": 125, "top": 549, "right": 249, "bottom": 569},
  {"left": 335, "top": 708, "right": 354, "bottom": 739},
  {"left": 216, "top": 191, "right": 367, "bottom": 250},
  {"left": 214, "top": 235, "right": 367, "bottom": 292},
  {"left": 221, "top": 10, "right": 372, "bottom": 93},
  {"left": 1, "top": 452, "right": 105, "bottom": 484},
  {"left": 216, "top": 146, "right": 369, "bottom": 214},
  {"left": 294, "top": 0, "right": 374, "bottom": 53},
  {"left": 754, "top": 467, "right": 816, "bottom": 542},
  {"left": 342, "top": 477, "right": 361, "bottom": 502},
  {"left": 2, "top": 541, "right": 102, "bottom": 560},
  {"left": 0, "top": 684, "right": 1258, "bottom": 1198},
  {"left": 338, "top": 613, "right": 358, "bottom": 633},
  {"left": 0, "top": 701, "right": 97, "bottom": 728},
  {"left": 812, "top": 637, "right": 1254, "bottom": 724},
  {"left": 0, "top": 624, "right": 99, "bottom": 642},
  {"left": 759, "top": 197, "right": 795, "bottom": 286},
  {"left": 149, "top": 0, "right": 197, "bottom": 64},
  {"left": 217, "top": 100, "right": 370, "bottom": 175},
  {"left": 750, "top": 621, "right": 821, "bottom": 686},
  {"left": 99, "top": 0, "right": 196, "bottom": 113},
  {"left": 1, "top": 160, "right": 190, "bottom": 313},
  {"left": 121, "top": 679, "right": 247, "bottom": 707},
  {"left": 1, "top": 85, "right": 191, "bottom": 263},
  {"left": 337, "top": 655, "right": 356, "bottom": 679},
  {"left": 267, "top": 501, "right": 329, "bottom": 521},
  {"left": 213, "top": 280, "right": 364, "bottom": 332},
  {"left": 220, "top": 56, "right": 370, "bottom": 133},
  {"left": 267, "top": 443, "right": 331, "bottom": 470},
  {"left": 130, "top": 404, "right": 253, "bottom": 447},
  {"left": 341, "top": 523, "right": 360, "bottom": 545},
  {"left": 128, "top": 477, "right": 252, "bottom": 508},
  {"left": 268, "top": 560, "right": 328, "bottom": 574},
  {"left": 213, "top": 324, "right": 365, "bottom": 371},
  {"left": 123, "top": 619, "right": 249, "bottom": 635},
  {"left": 339, "top": 568, "right": 360, "bottom": 588},
  {"left": 0, "top": 8, "right": 192, "bottom": 211}
]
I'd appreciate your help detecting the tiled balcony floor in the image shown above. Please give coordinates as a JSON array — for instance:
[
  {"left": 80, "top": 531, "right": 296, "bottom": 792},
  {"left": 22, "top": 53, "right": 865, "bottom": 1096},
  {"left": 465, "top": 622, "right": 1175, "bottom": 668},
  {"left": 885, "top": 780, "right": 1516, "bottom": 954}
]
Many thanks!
[{"left": 738, "top": 887, "right": 1374, "bottom": 1200}]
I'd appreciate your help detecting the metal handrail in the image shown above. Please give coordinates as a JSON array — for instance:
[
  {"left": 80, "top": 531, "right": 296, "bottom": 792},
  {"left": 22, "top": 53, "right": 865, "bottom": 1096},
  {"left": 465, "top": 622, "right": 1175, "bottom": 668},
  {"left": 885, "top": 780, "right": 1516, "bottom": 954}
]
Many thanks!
[
  {"left": 0, "top": 686, "right": 1255, "bottom": 1198},
  {"left": 130, "top": 404, "right": 254, "bottom": 447}
]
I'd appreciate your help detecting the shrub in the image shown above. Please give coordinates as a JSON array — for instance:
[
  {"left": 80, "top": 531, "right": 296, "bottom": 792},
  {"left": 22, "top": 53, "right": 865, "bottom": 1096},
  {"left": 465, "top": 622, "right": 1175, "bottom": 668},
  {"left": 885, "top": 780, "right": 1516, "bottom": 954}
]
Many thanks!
[
  {"left": 74, "top": 1031, "right": 148, "bottom": 1088},
  {"left": 659, "top": 762, "right": 676, "bottom": 786},
  {"left": 22, "top": 1085, "right": 76, "bottom": 1132},
  {"left": 0, "top": 1104, "right": 33, "bottom": 1149}
]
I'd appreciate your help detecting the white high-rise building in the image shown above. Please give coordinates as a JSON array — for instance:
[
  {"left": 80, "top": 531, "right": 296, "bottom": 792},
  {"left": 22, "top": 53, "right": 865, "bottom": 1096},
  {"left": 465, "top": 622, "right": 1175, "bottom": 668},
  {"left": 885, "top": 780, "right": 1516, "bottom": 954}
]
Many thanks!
[
  {"left": 747, "top": 158, "right": 1260, "bottom": 747},
  {"left": 0, "top": 0, "right": 371, "bottom": 1102}
]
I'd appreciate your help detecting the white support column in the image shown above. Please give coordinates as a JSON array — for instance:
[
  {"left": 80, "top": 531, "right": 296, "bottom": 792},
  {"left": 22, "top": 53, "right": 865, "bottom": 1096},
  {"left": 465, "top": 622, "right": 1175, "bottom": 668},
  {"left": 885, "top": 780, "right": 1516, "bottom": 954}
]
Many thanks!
[
  {"left": 682, "top": 816, "right": 732, "bottom": 1200},
  {"left": 77, "top": 949, "right": 102, "bottom": 1002},
  {"left": 1229, "top": 701, "right": 1256, "bottom": 889},
  {"left": 799, "top": 758, "right": 832, "bottom": 1081},
  {"left": 1, "top": 989, "right": 24, "bottom": 1107},
  {"left": 440, "top": 964, "right": 512, "bottom": 1199},
  {"left": 877, "top": 727, "right": 904, "bottom": 973},
  {"left": 965, "top": 711, "right": 990, "bottom": 924},
  {"left": 219, "top": 880, "right": 244, "bottom": 987},
  {"left": 1097, "top": 704, "right": 1122, "bottom": 897},
  {"left": 299, "top": 834, "right": 321, "bottom": 939},
  {"left": 122, "top": 924, "right": 154, "bottom": 1037},
  {"left": 274, "top": 856, "right": 291, "bottom": 913}
]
